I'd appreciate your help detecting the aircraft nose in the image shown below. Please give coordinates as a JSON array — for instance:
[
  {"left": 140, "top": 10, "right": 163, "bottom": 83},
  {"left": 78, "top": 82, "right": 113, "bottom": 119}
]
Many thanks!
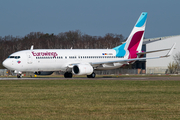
[{"left": 2, "top": 59, "right": 9, "bottom": 68}]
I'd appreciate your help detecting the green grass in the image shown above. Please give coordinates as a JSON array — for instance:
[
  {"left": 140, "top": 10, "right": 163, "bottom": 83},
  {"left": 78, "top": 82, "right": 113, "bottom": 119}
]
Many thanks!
[
  {"left": 0, "top": 80, "right": 180, "bottom": 120},
  {"left": 2, "top": 74, "right": 180, "bottom": 78}
]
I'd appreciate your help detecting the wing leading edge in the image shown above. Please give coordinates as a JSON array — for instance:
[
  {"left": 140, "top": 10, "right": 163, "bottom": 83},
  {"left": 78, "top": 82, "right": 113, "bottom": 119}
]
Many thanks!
[{"left": 91, "top": 43, "right": 176, "bottom": 66}]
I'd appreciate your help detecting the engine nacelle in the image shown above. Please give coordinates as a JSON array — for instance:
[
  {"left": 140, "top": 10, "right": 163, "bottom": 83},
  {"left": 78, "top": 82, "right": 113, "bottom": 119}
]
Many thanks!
[
  {"left": 34, "top": 71, "right": 54, "bottom": 75},
  {"left": 72, "top": 64, "right": 93, "bottom": 75}
]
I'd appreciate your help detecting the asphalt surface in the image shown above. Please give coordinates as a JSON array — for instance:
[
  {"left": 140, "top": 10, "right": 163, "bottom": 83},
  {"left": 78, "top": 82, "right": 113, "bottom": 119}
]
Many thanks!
[{"left": 0, "top": 76, "right": 180, "bottom": 80}]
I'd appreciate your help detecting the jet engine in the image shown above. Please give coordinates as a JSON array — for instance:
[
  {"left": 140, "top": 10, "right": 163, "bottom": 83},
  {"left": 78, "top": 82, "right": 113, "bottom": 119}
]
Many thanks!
[
  {"left": 72, "top": 64, "right": 93, "bottom": 75},
  {"left": 34, "top": 71, "right": 54, "bottom": 75}
]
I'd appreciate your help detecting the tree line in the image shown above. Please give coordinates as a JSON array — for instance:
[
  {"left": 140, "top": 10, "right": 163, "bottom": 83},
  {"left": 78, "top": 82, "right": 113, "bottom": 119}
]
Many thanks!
[{"left": 0, "top": 30, "right": 125, "bottom": 68}]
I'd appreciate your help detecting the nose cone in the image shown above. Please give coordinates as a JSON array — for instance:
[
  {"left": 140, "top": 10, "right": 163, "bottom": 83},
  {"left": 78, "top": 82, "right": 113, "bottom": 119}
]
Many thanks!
[{"left": 2, "top": 59, "right": 9, "bottom": 69}]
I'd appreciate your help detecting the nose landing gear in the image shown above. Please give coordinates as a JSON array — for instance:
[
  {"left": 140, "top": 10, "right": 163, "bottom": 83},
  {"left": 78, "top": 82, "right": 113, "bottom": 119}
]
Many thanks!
[
  {"left": 17, "top": 74, "right": 22, "bottom": 78},
  {"left": 14, "top": 70, "right": 22, "bottom": 78}
]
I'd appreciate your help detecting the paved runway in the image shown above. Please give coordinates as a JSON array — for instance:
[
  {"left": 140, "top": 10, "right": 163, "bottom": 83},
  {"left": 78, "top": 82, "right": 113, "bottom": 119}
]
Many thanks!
[{"left": 0, "top": 76, "right": 180, "bottom": 80}]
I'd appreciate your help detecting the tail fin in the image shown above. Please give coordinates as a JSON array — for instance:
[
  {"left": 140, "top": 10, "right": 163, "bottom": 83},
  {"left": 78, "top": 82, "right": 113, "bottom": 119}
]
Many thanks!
[{"left": 113, "top": 12, "right": 147, "bottom": 58}]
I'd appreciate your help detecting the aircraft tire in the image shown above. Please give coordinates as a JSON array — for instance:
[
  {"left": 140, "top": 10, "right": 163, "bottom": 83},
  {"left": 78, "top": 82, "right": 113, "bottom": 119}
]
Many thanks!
[
  {"left": 64, "top": 72, "right": 73, "bottom": 78},
  {"left": 17, "top": 74, "right": 22, "bottom": 78},
  {"left": 87, "top": 72, "right": 96, "bottom": 78}
]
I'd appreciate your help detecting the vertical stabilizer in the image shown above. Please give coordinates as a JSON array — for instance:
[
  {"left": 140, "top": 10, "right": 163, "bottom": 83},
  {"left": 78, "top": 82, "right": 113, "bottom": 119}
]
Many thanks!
[
  {"left": 125, "top": 12, "right": 147, "bottom": 58},
  {"left": 113, "top": 12, "right": 147, "bottom": 59}
]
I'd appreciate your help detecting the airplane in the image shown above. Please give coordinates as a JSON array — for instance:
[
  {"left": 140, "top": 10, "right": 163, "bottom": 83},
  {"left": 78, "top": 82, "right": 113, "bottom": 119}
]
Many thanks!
[{"left": 2, "top": 12, "right": 176, "bottom": 78}]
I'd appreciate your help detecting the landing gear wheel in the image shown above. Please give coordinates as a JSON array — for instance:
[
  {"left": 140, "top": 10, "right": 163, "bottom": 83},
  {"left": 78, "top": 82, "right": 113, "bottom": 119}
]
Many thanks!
[
  {"left": 64, "top": 72, "right": 73, "bottom": 78},
  {"left": 87, "top": 72, "right": 96, "bottom": 78},
  {"left": 17, "top": 74, "right": 22, "bottom": 78}
]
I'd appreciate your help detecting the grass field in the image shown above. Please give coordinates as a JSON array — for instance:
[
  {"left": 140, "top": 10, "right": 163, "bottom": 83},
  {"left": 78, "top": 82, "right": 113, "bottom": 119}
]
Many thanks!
[{"left": 0, "top": 79, "right": 180, "bottom": 120}]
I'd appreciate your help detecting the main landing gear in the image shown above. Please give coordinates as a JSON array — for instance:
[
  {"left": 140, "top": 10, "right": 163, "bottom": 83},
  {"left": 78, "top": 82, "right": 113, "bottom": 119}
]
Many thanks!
[
  {"left": 87, "top": 72, "right": 96, "bottom": 78},
  {"left": 64, "top": 72, "right": 73, "bottom": 78},
  {"left": 64, "top": 72, "right": 96, "bottom": 78}
]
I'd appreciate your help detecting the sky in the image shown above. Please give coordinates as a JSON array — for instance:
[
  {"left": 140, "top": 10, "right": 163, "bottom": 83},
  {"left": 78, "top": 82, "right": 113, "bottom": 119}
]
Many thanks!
[{"left": 0, "top": 0, "right": 180, "bottom": 38}]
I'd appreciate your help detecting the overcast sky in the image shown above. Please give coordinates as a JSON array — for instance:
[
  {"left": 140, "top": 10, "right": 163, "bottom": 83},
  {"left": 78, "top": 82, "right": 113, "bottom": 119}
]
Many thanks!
[{"left": 0, "top": 0, "right": 180, "bottom": 38}]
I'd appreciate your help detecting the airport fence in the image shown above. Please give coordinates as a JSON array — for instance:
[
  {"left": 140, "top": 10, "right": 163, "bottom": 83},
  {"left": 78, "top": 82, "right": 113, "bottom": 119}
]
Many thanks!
[
  {"left": 0, "top": 69, "right": 34, "bottom": 77},
  {"left": 146, "top": 68, "right": 168, "bottom": 74},
  {"left": 55, "top": 68, "right": 145, "bottom": 75},
  {"left": 0, "top": 69, "right": 7, "bottom": 76},
  {"left": 0, "top": 68, "right": 146, "bottom": 77}
]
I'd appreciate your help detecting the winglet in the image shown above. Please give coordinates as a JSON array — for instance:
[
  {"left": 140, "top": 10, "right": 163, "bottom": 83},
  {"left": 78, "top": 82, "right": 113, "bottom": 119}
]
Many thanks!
[
  {"left": 161, "top": 43, "right": 176, "bottom": 57},
  {"left": 30, "top": 45, "right": 34, "bottom": 50}
]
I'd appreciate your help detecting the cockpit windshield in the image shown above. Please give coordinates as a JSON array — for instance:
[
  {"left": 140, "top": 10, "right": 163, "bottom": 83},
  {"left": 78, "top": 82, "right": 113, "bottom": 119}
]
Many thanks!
[{"left": 8, "top": 56, "right": 20, "bottom": 59}]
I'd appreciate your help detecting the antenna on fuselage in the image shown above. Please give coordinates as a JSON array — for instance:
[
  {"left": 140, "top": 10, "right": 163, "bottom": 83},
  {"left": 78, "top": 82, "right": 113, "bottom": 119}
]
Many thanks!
[{"left": 30, "top": 45, "right": 34, "bottom": 50}]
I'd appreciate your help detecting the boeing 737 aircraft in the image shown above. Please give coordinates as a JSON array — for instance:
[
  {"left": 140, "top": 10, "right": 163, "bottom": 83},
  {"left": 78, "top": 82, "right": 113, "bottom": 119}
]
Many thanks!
[{"left": 2, "top": 12, "right": 176, "bottom": 78}]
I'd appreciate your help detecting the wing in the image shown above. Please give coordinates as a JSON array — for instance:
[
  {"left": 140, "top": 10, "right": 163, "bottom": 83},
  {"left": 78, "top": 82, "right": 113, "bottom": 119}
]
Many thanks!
[{"left": 91, "top": 43, "right": 176, "bottom": 67}]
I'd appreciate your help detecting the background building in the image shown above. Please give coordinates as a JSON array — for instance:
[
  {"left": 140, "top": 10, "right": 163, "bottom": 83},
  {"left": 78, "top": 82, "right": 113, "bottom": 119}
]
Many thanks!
[{"left": 144, "top": 35, "right": 180, "bottom": 74}]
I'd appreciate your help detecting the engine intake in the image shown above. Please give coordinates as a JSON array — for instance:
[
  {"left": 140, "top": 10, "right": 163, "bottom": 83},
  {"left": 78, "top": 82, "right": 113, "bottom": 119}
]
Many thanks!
[{"left": 72, "top": 64, "right": 93, "bottom": 75}]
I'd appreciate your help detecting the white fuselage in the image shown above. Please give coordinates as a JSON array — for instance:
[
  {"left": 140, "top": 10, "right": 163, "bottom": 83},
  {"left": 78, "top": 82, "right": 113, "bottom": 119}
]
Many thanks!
[{"left": 3, "top": 49, "right": 126, "bottom": 72}]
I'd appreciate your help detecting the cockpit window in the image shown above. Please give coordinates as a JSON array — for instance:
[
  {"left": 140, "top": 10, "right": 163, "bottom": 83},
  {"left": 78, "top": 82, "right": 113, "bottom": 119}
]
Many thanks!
[
  {"left": 8, "top": 56, "right": 14, "bottom": 58},
  {"left": 8, "top": 56, "right": 20, "bottom": 59},
  {"left": 15, "top": 56, "right": 20, "bottom": 59}
]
